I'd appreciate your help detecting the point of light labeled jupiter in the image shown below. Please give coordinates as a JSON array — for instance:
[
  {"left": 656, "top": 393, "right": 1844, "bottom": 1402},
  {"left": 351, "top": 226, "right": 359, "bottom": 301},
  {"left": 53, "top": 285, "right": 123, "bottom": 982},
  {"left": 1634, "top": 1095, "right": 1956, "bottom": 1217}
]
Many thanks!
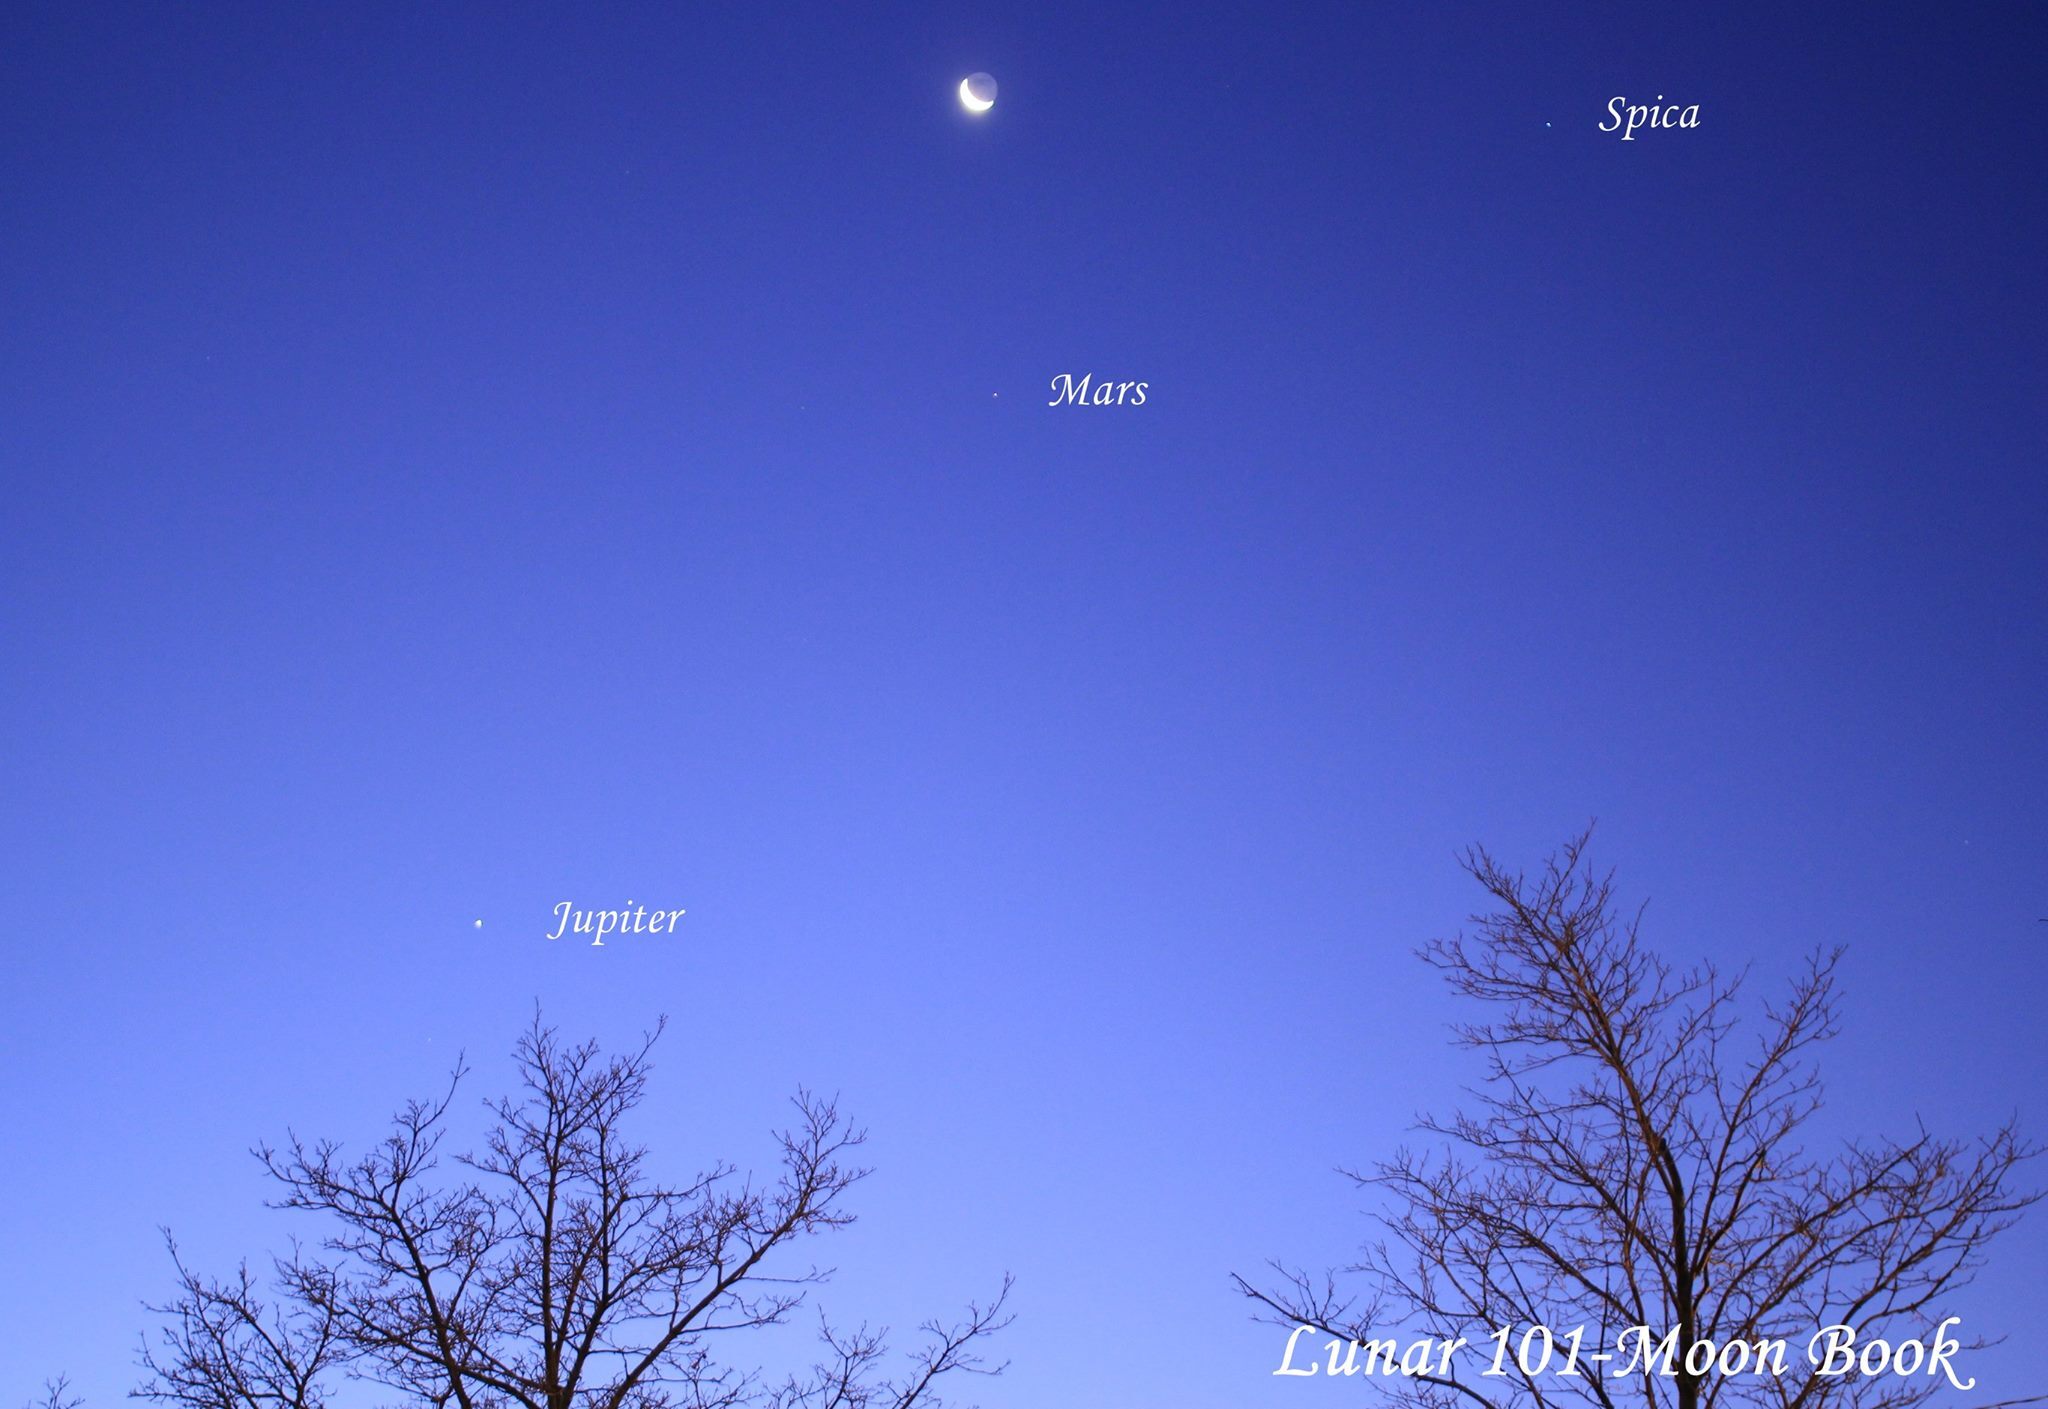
[{"left": 959, "top": 73, "right": 996, "bottom": 113}]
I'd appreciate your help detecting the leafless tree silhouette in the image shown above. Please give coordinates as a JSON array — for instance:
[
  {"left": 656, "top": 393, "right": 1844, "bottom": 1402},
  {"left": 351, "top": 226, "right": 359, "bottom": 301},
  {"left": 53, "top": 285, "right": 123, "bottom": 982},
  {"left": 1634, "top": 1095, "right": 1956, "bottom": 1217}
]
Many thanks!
[
  {"left": 136, "top": 1014, "right": 1010, "bottom": 1409},
  {"left": 21, "top": 1379, "right": 83, "bottom": 1409},
  {"left": 1239, "top": 832, "right": 2039, "bottom": 1409}
]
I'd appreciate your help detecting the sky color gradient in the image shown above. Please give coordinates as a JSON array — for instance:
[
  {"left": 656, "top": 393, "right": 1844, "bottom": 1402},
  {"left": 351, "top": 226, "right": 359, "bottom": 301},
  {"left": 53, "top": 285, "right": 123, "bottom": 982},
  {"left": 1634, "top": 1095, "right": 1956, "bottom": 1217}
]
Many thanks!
[{"left": 4, "top": 4, "right": 2045, "bottom": 1405}]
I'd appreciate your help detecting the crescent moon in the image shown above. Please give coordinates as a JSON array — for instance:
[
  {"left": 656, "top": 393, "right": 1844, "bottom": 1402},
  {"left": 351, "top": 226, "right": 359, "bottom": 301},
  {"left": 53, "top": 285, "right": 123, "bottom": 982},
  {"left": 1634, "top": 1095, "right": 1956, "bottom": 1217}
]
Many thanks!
[{"left": 959, "top": 77, "right": 994, "bottom": 113}]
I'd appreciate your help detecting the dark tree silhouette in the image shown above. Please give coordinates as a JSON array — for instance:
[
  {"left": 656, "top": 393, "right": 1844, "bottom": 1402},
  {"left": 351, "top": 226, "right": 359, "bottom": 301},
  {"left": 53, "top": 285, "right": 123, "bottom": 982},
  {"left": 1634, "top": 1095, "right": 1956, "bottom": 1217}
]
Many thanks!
[
  {"left": 136, "top": 1015, "right": 1010, "bottom": 1409},
  {"left": 21, "top": 1380, "right": 83, "bottom": 1409},
  {"left": 1239, "top": 833, "right": 2039, "bottom": 1409}
]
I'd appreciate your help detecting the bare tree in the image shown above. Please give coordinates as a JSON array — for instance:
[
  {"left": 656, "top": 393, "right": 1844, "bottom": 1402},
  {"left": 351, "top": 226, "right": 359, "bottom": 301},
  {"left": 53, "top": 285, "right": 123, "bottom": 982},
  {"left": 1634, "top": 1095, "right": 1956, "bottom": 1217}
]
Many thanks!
[
  {"left": 1239, "top": 832, "right": 2039, "bottom": 1409},
  {"left": 136, "top": 1240, "right": 344, "bottom": 1409},
  {"left": 138, "top": 1014, "right": 1010, "bottom": 1409},
  {"left": 22, "top": 1380, "right": 83, "bottom": 1409}
]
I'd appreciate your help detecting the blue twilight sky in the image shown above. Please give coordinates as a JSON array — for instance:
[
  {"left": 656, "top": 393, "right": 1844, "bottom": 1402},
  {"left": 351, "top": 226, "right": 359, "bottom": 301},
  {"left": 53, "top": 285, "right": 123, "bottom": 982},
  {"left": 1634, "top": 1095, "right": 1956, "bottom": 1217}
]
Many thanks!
[{"left": 3, "top": 2, "right": 2045, "bottom": 1404}]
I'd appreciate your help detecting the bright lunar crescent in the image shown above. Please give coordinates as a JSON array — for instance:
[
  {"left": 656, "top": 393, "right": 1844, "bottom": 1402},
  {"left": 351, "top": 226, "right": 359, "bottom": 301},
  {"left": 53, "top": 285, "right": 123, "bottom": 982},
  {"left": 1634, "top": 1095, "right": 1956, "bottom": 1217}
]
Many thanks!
[{"left": 959, "top": 73, "right": 996, "bottom": 113}]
